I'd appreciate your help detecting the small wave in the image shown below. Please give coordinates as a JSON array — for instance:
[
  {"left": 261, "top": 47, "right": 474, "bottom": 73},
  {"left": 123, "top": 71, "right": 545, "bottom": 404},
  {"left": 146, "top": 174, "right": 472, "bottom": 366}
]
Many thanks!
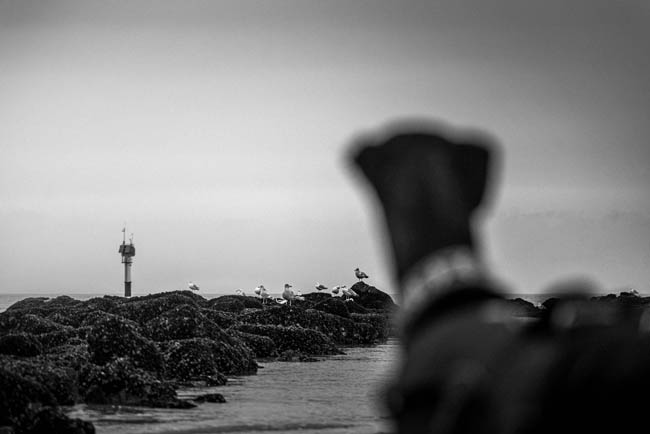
[{"left": 146, "top": 422, "right": 356, "bottom": 434}]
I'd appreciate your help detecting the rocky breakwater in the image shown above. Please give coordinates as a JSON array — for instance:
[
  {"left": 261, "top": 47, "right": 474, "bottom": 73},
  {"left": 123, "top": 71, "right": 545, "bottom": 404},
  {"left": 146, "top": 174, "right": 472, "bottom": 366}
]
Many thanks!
[{"left": 0, "top": 286, "right": 397, "bottom": 433}]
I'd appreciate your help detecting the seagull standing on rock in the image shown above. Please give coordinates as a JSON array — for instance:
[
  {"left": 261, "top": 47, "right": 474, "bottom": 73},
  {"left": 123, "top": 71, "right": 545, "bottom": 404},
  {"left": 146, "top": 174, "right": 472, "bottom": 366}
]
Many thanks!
[
  {"left": 354, "top": 267, "right": 369, "bottom": 281},
  {"left": 188, "top": 281, "right": 200, "bottom": 291},
  {"left": 342, "top": 286, "right": 358, "bottom": 301},
  {"left": 332, "top": 285, "right": 346, "bottom": 296},
  {"left": 315, "top": 283, "right": 328, "bottom": 291},
  {"left": 282, "top": 284, "right": 295, "bottom": 306}
]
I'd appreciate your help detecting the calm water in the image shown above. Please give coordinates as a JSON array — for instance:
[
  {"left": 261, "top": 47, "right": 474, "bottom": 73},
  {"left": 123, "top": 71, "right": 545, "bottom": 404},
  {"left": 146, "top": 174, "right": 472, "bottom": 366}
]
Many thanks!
[{"left": 65, "top": 343, "right": 399, "bottom": 434}]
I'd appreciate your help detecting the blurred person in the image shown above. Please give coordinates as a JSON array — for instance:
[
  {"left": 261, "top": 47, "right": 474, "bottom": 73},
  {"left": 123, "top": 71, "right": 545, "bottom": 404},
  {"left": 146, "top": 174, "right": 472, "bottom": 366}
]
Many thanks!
[{"left": 350, "top": 122, "right": 650, "bottom": 434}]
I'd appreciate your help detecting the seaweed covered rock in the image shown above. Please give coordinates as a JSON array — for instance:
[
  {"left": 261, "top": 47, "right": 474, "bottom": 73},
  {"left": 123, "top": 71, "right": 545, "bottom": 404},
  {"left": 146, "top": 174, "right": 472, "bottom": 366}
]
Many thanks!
[
  {"left": 234, "top": 324, "right": 341, "bottom": 356},
  {"left": 0, "top": 334, "right": 43, "bottom": 357},
  {"left": 312, "top": 298, "right": 350, "bottom": 319},
  {"left": 79, "top": 358, "right": 183, "bottom": 408},
  {"left": 162, "top": 338, "right": 222, "bottom": 381},
  {"left": 86, "top": 314, "right": 164, "bottom": 375},
  {"left": 24, "top": 406, "right": 95, "bottom": 434},
  {"left": 350, "top": 313, "right": 392, "bottom": 342},
  {"left": 82, "top": 295, "right": 123, "bottom": 314},
  {"left": 115, "top": 292, "right": 202, "bottom": 326},
  {"left": 144, "top": 304, "right": 222, "bottom": 341},
  {"left": 239, "top": 306, "right": 357, "bottom": 344},
  {"left": 4, "top": 297, "right": 50, "bottom": 312},
  {"left": 504, "top": 298, "right": 542, "bottom": 318},
  {"left": 162, "top": 337, "right": 257, "bottom": 380},
  {"left": 349, "top": 282, "right": 397, "bottom": 311},
  {"left": 229, "top": 330, "right": 277, "bottom": 358},
  {"left": 302, "top": 292, "right": 332, "bottom": 305},
  {"left": 351, "top": 322, "right": 379, "bottom": 345},
  {"left": 344, "top": 300, "right": 369, "bottom": 314},
  {"left": 0, "top": 366, "right": 56, "bottom": 431},
  {"left": 200, "top": 308, "right": 238, "bottom": 329},
  {"left": 1, "top": 314, "right": 70, "bottom": 336},
  {"left": 208, "top": 295, "right": 262, "bottom": 312},
  {"left": 0, "top": 356, "right": 78, "bottom": 406}
]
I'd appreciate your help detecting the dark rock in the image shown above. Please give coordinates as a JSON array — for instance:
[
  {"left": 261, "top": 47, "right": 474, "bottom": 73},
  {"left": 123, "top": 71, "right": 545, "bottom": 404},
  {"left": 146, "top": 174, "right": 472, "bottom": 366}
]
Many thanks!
[
  {"left": 0, "top": 366, "right": 55, "bottom": 431},
  {"left": 79, "top": 358, "right": 179, "bottom": 408},
  {"left": 350, "top": 313, "right": 392, "bottom": 342},
  {"left": 239, "top": 306, "right": 358, "bottom": 345},
  {"left": 144, "top": 304, "right": 217, "bottom": 341},
  {"left": 200, "top": 308, "right": 238, "bottom": 329},
  {"left": 116, "top": 292, "right": 202, "bottom": 326},
  {"left": 25, "top": 406, "right": 95, "bottom": 434},
  {"left": 229, "top": 330, "right": 277, "bottom": 358},
  {"left": 162, "top": 337, "right": 257, "bottom": 380},
  {"left": 86, "top": 314, "right": 164, "bottom": 375},
  {"left": 312, "top": 298, "right": 350, "bottom": 318},
  {"left": 0, "top": 334, "right": 43, "bottom": 357},
  {"left": 1, "top": 314, "right": 69, "bottom": 336},
  {"left": 37, "top": 328, "right": 81, "bottom": 351},
  {"left": 205, "top": 372, "right": 228, "bottom": 386},
  {"left": 161, "top": 338, "right": 222, "bottom": 381},
  {"left": 210, "top": 295, "right": 263, "bottom": 310},
  {"left": 234, "top": 324, "right": 341, "bottom": 356},
  {"left": 82, "top": 296, "right": 122, "bottom": 314},
  {"left": 167, "top": 400, "right": 197, "bottom": 409},
  {"left": 349, "top": 282, "right": 398, "bottom": 311},
  {"left": 344, "top": 300, "right": 369, "bottom": 314},
  {"left": 4, "top": 298, "right": 49, "bottom": 312},
  {"left": 504, "top": 298, "right": 542, "bottom": 318},
  {"left": 0, "top": 356, "right": 78, "bottom": 405},
  {"left": 193, "top": 393, "right": 226, "bottom": 403}
]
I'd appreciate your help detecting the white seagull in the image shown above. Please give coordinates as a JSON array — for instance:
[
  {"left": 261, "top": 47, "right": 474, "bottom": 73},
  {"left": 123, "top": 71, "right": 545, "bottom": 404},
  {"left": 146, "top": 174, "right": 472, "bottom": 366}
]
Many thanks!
[
  {"left": 354, "top": 267, "right": 369, "bottom": 281},
  {"left": 282, "top": 284, "right": 295, "bottom": 306},
  {"left": 332, "top": 285, "right": 346, "bottom": 296},
  {"left": 188, "top": 281, "right": 200, "bottom": 291},
  {"left": 236, "top": 289, "right": 246, "bottom": 296},
  {"left": 315, "top": 283, "right": 328, "bottom": 291},
  {"left": 254, "top": 286, "right": 262, "bottom": 296},
  {"left": 342, "top": 286, "right": 358, "bottom": 301}
]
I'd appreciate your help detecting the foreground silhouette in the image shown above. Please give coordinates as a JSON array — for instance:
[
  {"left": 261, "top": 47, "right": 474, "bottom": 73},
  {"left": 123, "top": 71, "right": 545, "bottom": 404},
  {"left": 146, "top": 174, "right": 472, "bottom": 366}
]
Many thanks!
[{"left": 351, "top": 122, "right": 650, "bottom": 434}]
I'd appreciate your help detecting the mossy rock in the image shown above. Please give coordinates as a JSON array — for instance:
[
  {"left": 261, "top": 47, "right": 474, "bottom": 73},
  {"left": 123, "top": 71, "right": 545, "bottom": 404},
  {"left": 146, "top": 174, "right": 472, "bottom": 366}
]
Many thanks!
[
  {"left": 350, "top": 313, "right": 393, "bottom": 342},
  {"left": 0, "top": 366, "right": 57, "bottom": 431},
  {"left": 24, "top": 406, "right": 95, "bottom": 434},
  {"left": 86, "top": 314, "right": 164, "bottom": 375},
  {"left": 349, "top": 282, "right": 398, "bottom": 311},
  {"left": 0, "top": 356, "right": 78, "bottom": 406},
  {"left": 234, "top": 324, "right": 341, "bottom": 356},
  {"left": 0, "top": 334, "right": 43, "bottom": 357},
  {"left": 79, "top": 358, "right": 180, "bottom": 408},
  {"left": 144, "top": 304, "right": 223, "bottom": 341},
  {"left": 162, "top": 337, "right": 257, "bottom": 379},
  {"left": 229, "top": 330, "right": 277, "bottom": 358},
  {"left": 312, "top": 298, "right": 350, "bottom": 318},
  {"left": 115, "top": 292, "right": 203, "bottom": 325}
]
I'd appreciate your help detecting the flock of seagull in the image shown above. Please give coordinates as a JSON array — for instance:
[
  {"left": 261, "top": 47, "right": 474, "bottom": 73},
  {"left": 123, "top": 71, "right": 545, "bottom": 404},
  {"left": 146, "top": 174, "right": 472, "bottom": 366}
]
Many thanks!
[{"left": 187, "top": 267, "right": 370, "bottom": 306}]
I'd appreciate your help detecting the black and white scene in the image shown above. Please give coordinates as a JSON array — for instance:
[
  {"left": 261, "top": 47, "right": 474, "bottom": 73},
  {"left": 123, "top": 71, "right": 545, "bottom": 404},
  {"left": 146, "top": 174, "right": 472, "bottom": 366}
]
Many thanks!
[{"left": 1, "top": 1, "right": 650, "bottom": 433}]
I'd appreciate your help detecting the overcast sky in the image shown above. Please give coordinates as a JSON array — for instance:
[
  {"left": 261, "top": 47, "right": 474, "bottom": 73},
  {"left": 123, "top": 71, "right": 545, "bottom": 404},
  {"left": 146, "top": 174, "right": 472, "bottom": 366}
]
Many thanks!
[{"left": 1, "top": 0, "right": 649, "bottom": 296}]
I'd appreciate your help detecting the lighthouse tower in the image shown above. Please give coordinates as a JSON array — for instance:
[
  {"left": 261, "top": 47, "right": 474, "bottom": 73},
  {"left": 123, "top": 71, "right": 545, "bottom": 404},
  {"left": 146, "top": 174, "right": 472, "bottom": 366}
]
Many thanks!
[{"left": 118, "top": 227, "right": 136, "bottom": 297}]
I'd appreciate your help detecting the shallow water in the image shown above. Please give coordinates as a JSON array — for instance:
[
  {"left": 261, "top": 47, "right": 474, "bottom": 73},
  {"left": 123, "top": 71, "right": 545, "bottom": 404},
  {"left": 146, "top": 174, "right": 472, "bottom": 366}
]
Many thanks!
[{"left": 65, "top": 343, "right": 399, "bottom": 434}]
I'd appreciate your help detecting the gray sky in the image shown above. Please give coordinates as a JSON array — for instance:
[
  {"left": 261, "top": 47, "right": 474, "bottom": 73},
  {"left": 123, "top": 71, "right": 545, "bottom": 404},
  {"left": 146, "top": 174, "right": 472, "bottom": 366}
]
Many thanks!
[{"left": 1, "top": 0, "right": 649, "bottom": 296}]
